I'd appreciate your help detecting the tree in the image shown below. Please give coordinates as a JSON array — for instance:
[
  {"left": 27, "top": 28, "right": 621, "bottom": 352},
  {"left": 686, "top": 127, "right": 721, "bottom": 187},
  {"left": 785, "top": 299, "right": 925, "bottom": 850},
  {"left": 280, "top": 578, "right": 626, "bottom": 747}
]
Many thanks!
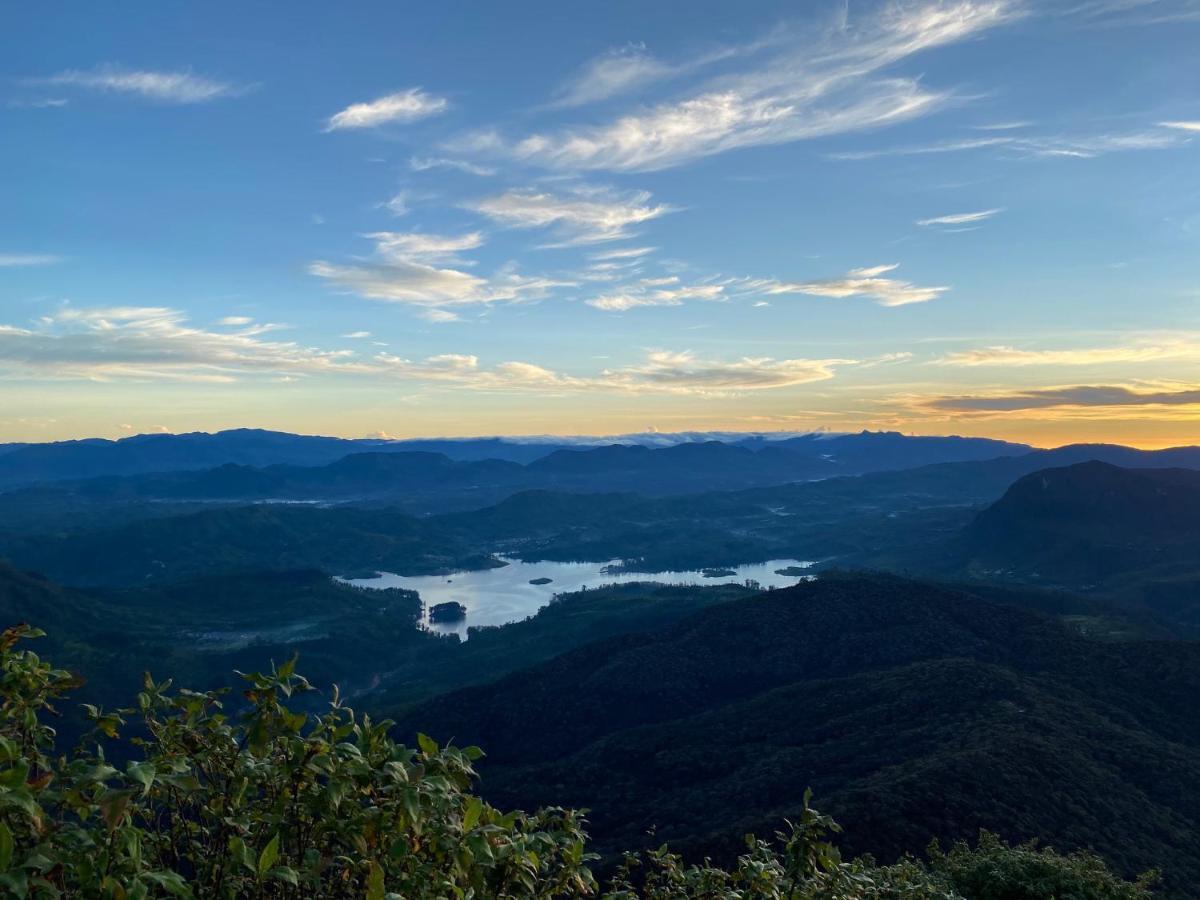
[{"left": 0, "top": 624, "right": 1157, "bottom": 898}]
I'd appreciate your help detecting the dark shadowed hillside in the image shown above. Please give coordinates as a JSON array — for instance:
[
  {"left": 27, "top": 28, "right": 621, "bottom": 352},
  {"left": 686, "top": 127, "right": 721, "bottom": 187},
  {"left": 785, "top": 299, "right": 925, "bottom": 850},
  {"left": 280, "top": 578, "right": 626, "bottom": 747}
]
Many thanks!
[
  {"left": 959, "top": 463, "right": 1200, "bottom": 629},
  {"left": 0, "top": 504, "right": 499, "bottom": 586},
  {"left": 395, "top": 573, "right": 1200, "bottom": 893}
]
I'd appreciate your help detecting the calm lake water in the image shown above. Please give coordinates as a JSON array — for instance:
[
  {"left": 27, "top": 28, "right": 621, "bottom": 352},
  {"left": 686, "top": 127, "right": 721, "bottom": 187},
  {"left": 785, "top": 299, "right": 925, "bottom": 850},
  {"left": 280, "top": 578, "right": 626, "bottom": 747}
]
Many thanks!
[{"left": 341, "top": 557, "right": 814, "bottom": 639}]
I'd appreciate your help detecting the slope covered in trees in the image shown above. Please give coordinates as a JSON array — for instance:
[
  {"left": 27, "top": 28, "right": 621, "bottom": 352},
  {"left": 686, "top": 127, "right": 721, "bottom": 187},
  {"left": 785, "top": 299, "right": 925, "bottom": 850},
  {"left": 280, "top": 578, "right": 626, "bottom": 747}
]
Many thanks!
[
  {"left": 957, "top": 462, "right": 1200, "bottom": 632},
  {"left": 0, "top": 504, "right": 499, "bottom": 587},
  {"left": 396, "top": 574, "right": 1200, "bottom": 894},
  {"left": 0, "top": 624, "right": 1156, "bottom": 898}
]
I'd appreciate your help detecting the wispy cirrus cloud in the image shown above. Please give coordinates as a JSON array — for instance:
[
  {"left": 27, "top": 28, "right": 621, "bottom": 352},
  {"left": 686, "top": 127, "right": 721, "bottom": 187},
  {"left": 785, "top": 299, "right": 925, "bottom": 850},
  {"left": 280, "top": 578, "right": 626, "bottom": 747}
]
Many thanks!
[
  {"left": 367, "top": 230, "right": 485, "bottom": 264},
  {"left": 471, "top": 1, "right": 1020, "bottom": 172},
  {"left": 937, "top": 338, "right": 1200, "bottom": 366},
  {"left": 0, "top": 307, "right": 354, "bottom": 383},
  {"left": 550, "top": 44, "right": 678, "bottom": 108},
  {"left": 409, "top": 156, "right": 496, "bottom": 176},
  {"left": 833, "top": 126, "right": 1187, "bottom": 161},
  {"left": 325, "top": 88, "right": 448, "bottom": 131},
  {"left": 746, "top": 264, "right": 948, "bottom": 307},
  {"left": 309, "top": 230, "right": 569, "bottom": 320},
  {"left": 0, "top": 254, "right": 62, "bottom": 267},
  {"left": 367, "top": 349, "right": 854, "bottom": 396},
  {"left": 1160, "top": 120, "right": 1200, "bottom": 132},
  {"left": 828, "top": 136, "right": 1013, "bottom": 160},
  {"left": 917, "top": 208, "right": 1004, "bottom": 227},
  {"left": 1063, "top": 0, "right": 1200, "bottom": 25},
  {"left": 7, "top": 97, "right": 69, "bottom": 109},
  {"left": 470, "top": 186, "right": 673, "bottom": 245},
  {"left": 34, "top": 66, "right": 245, "bottom": 103},
  {"left": 0, "top": 306, "right": 854, "bottom": 396},
  {"left": 590, "top": 246, "right": 657, "bottom": 261},
  {"left": 587, "top": 277, "right": 725, "bottom": 311}
]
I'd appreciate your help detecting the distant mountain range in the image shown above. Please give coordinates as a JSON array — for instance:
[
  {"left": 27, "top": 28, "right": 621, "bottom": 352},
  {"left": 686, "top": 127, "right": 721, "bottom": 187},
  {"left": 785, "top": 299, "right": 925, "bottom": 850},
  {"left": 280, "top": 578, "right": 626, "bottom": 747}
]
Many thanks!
[{"left": 0, "top": 428, "right": 1031, "bottom": 490}]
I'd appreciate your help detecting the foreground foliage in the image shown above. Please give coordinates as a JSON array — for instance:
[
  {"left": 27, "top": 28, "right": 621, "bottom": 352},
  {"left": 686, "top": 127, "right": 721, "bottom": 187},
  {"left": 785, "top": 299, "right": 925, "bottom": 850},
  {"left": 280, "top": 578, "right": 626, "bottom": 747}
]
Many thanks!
[{"left": 0, "top": 625, "right": 1154, "bottom": 898}]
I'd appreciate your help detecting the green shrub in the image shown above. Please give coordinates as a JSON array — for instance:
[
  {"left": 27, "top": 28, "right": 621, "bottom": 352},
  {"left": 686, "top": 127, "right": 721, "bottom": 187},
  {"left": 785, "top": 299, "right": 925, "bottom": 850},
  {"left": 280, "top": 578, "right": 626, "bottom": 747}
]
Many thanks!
[{"left": 0, "top": 624, "right": 1156, "bottom": 898}]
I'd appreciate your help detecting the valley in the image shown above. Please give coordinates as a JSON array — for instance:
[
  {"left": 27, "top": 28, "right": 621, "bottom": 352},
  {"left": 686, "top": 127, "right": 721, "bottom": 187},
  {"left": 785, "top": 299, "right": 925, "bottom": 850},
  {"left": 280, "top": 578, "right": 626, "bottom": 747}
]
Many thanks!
[{"left": 4, "top": 427, "right": 1200, "bottom": 895}]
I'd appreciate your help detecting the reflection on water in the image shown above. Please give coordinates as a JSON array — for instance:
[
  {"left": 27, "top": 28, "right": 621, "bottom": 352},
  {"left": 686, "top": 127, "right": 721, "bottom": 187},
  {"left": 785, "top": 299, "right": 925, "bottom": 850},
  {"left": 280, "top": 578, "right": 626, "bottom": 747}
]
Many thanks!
[{"left": 340, "top": 557, "right": 814, "bottom": 640}]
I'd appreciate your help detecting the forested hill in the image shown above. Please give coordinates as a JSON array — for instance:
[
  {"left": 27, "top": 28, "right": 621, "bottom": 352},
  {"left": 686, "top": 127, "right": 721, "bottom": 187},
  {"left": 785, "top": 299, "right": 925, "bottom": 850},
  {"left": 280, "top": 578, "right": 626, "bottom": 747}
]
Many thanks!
[
  {"left": 0, "top": 504, "right": 499, "bottom": 587},
  {"left": 954, "top": 462, "right": 1200, "bottom": 631},
  {"left": 396, "top": 573, "right": 1200, "bottom": 893},
  {"left": 966, "top": 461, "right": 1200, "bottom": 569}
]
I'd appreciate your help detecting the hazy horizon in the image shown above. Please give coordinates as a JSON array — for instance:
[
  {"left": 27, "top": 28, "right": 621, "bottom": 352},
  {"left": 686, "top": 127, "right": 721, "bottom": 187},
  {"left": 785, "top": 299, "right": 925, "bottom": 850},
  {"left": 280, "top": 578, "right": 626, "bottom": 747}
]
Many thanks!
[{"left": 9, "top": 423, "right": 1199, "bottom": 453}]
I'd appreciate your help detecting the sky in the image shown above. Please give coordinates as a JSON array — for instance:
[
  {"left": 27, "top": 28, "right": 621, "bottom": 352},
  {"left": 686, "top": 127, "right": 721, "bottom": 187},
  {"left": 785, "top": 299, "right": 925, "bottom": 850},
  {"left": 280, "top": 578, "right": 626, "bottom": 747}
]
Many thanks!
[{"left": 2, "top": 1, "right": 1199, "bottom": 448}]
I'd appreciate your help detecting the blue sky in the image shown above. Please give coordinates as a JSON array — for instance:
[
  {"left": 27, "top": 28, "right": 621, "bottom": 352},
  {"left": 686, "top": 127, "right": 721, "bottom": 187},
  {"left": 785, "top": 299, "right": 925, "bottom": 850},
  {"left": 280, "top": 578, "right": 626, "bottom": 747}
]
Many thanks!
[{"left": 3, "top": 0, "right": 1199, "bottom": 446}]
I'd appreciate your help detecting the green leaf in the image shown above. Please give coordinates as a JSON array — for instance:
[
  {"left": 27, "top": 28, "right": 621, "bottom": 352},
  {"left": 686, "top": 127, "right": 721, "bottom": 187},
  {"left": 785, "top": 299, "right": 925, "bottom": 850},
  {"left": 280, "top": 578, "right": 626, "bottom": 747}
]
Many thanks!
[
  {"left": 127, "top": 761, "right": 155, "bottom": 796},
  {"left": 270, "top": 866, "right": 299, "bottom": 886},
  {"left": 143, "top": 870, "right": 192, "bottom": 897},
  {"left": 0, "top": 762, "right": 30, "bottom": 790},
  {"left": 366, "top": 859, "right": 385, "bottom": 900},
  {"left": 416, "top": 733, "right": 438, "bottom": 756},
  {"left": 257, "top": 833, "right": 280, "bottom": 879},
  {"left": 0, "top": 821, "right": 12, "bottom": 873},
  {"left": 0, "top": 869, "right": 28, "bottom": 898},
  {"left": 462, "top": 796, "right": 483, "bottom": 832}
]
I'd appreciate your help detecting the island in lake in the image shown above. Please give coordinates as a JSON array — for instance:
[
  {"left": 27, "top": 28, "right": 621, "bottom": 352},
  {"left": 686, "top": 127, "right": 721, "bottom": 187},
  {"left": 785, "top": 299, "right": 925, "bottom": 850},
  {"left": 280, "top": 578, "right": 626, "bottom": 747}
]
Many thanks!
[
  {"left": 701, "top": 567, "right": 738, "bottom": 578},
  {"left": 428, "top": 601, "right": 467, "bottom": 623},
  {"left": 774, "top": 566, "right": 810, "bottom": 577},
  {"left": 529, "top": 577, "right": 553, "bottom": 585}
]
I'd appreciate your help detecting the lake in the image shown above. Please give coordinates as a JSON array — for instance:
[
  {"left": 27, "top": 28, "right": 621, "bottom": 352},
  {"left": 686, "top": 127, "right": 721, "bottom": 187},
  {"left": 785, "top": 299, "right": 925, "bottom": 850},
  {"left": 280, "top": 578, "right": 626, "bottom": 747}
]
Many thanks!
[{"left": 341, "top": 557, "right": 814, "bottom": 639}]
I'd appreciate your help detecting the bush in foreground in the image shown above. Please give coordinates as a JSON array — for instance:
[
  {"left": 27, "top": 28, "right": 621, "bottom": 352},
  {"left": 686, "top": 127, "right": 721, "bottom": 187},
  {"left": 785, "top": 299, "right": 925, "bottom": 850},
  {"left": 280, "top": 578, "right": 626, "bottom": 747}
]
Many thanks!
[{"left": 0, "top": 624, "right": 1155, "bottom": 898}]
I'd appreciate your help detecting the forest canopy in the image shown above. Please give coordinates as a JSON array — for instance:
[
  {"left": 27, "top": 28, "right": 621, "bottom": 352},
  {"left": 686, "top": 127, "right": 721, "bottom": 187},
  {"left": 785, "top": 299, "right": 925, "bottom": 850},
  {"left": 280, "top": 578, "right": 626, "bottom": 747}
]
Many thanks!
[{"left": 0, "top": 624, "right": 1155, "bottom": 899}]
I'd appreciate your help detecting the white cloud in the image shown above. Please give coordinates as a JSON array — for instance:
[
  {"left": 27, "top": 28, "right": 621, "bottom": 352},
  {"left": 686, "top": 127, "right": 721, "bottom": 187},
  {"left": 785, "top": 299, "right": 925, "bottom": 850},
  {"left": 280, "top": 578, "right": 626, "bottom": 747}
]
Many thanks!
[
  {"left": 597, "top": 350, "right": 854, "bottom": 394},
  {"left": 325, "top": 88, "right": 448, "bottom": 131},
  {"left": 590, "top": 246, "right": 657, "bottom": 260},
  {"left": 366, "top": 230, "right": 485, "bottom": 264},
  {"left": 748, "top": 264, "right": 948, "bottom": 307},
  {"left": 371, "top": 348, "right": 854, "bottom": 395},
  {"left": 1063, "top": 0, "right": 1200, "bottom": 25},
  {"left": 828, "top": 136, "right": 1014, "bottom": 160},
  {"left": 0, "top": 307, "right": 358, "bottom": 383},
  {"left": 1019, "top": 130, "right": 1182, "bottom": 157},
  {"left": 217, "top": 316, "right": 253, "bottom": 326},
  {"left": 916, "top": 208, "right": 1004, "bottom": 226},
  {"left": 0, "top": 310, "right": 855, "bottom": 394},
  {"left": 587, "top": 278, "right": 725, "bottom": 311},
  {"left": 310, "top": 231, "right": 569, "bottom": 314},
  {"left": 342, "top": 331, "right": 371, "bottom": 339},
  {"left": 1160, "top": 120, "right": 1200, "bottom": 132},
  {"left": 832, "top": 127, "right": 1186, "bottom": 161},
  {"left": 0, "top": 254, "right": 61, "bottom": 267},
  {"left": 9, "top": 306, "right": 841, "bottom": 393},
  {"left": 470, "top": 187, "right": 672, "bottom": 245},
  {"left": 937, "top": 339, "right": 1200, "bottom": 366},
  {"left": 384, "top": 192, "right": 410, "bottom": 217},
  {"left": 37, "top": 66, "right": 243, "bottom": 103},
  {"left": 484, "top": 1, "right": 1019, "bottom": 171},
  {"left": 409, "top": 156, "right": 496, "bottom": 176},
  {"left": 418, "top": 309, "right": 463, "bottom": 323},
  {"left": 550, "top": 44, "right": 676, "bottom": 108},
  {"left": 8, "top": 98, "right": 69, "bottom": 109}
]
